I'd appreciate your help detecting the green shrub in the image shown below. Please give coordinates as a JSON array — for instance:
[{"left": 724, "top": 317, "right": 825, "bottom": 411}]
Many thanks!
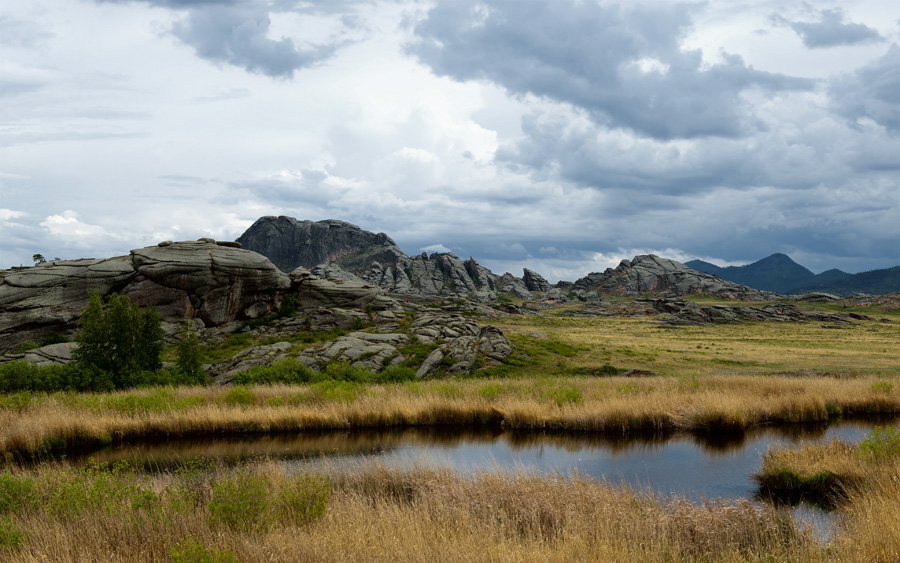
[
  {"left": 170, "top": 536, "right": 237, "bottom": 563},
  {"left": 858, "top": 426, "right": 900, "bottom": 462},
  {"left": 38, "top": 335, "right": 68, "bottom": 347},
  {"left": 231, "top": 358, "right": 321, "bottom": 386},
  {"left": 222, "top": 386, "right": 256, "bottom": 406},
  {"left": 371, "top": 364, "right": 417, "bottom": 384},
  {"left": 324, "top": 361, "right": 372, "bottom": 382},
  {"left": 398, "top": 341, "right": 441, "bottom": 369},
  {"left": 275, "top": 293, "right": 299, "bottom": 319},
  {"left": 15, "top": 342, "right": 39, "bottom": 353},
  {"left": 0, "top": 473, "right": 35, "bottom": 515},
  {"left": 0, "top": 517, "right": 23, "bottom": 550},
  {"left": 871, "top": 380, "right": 895, "bottom": 394},
  {"left": 308, "top": 380, "right": 363, "bottom": 403},
  {"left": 208, "top": 469, "right": 270, "bottom": 532},
  {"left": 276, "top": 471, "right": 330, "bottom": 526}
]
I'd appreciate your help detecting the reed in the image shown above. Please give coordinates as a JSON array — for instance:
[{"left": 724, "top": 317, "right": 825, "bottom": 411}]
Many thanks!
[
  {"left": 2, "top": 374, "right": 898, "bottom": 457},
  {"left": 0, "top": 459, "right": 828, "bottom": 562}
]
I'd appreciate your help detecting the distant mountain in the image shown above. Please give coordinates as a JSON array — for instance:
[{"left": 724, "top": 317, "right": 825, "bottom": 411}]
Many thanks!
[
  {"left": 789, "top": 266, "right": 900, "bottom": 296},
  {"left": 685, "top": 253, "right": 851, "bottom": 294}
]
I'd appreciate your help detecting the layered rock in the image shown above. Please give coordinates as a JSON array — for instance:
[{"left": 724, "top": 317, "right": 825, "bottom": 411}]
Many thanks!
[
  {"left": 572, "top": 255, "right": 783, "bottom": 301},
  {"left": 652, "top": 298, "right": 871, "bottom": 326},
  {"left": 0, "top": 240, "right": 290, "bottom": 353}
]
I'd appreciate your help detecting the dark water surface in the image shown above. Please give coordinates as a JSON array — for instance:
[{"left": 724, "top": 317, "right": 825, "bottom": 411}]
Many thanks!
[{"left": 61, "top": 417, "right": 898, "bottom": 538}]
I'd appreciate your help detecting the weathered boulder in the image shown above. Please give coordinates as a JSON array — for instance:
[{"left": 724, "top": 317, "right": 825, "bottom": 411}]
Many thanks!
[
  {"left": 523, "top": 268, "right": 552, "bottom": 292},
  {"left": 496, "top": 273, "right": 533, "bottom": 300},
  {"left": 0, "top": 240, "right": 292, "bottom": 353}
]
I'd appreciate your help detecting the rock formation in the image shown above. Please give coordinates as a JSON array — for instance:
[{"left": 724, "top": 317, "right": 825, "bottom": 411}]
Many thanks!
[
  {"left": 572, "top": 255, "right": 784, "bottom": 301},
  {"left": 0, "top": 240, "right": 290, "bottom": 353},
  {"left": 238, "top": 216, "right": 530, "bottom": 302}
]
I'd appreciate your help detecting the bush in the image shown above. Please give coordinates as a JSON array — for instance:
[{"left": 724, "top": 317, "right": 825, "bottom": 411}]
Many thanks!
[
  {"left": 871, "top": 380, "right": 895, "bottom": 394},
  {"left": 15, "top": 342, "right": 39, "bottom": 353},
  {"left": 371, "top": 364, "right": 417, "bottom": 383},
  {"left": 222, "top": 387, "right": 256, "bottom": 406},
  {"left": 170, "top": 536, "right": 236, "bottom": 563},
  {"left": 0, "top": 473, "right": 35, "bottom": 514},
  {"left": 208, "top": 469, "right": 270, "bottom": 532},
  {"left": 72, "top": 291, "right": 164, "bottom": 389},
  {"left": 231, "top": 358, "right": 322, "bottom": 386},
  {"left": 324, "top": 361, "right": 372, "bottom": 382},
  {"left": 858, "top": 426, "right": 900, "bottom": 462},
  {"left": 276, "top": 471, "right": 330, "bottom": 526}
]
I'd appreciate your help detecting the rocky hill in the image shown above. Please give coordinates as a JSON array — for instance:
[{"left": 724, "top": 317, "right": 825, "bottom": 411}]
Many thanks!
[
  {"left": 0, "top": 239, "right": 514, "bottom": 379},
  {"left": 238, "top": 216, "right": 548, "bottom": 302},
  {"left": 572, "top": 255, "right": 783, "bottom": 301}
]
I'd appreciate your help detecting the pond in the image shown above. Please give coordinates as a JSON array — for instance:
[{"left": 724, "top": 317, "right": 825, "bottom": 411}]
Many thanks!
[{"left": 60, "top": 416, "right": 898, "bottom": 538}]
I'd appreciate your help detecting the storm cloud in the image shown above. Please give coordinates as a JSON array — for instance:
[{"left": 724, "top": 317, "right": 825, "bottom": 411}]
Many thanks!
[
  {"left": 1, "top": 0, "right": 898, "bottom": 278},
  {"left": 773, "top": 8, "right": 884, "bottom": 49},
  {"left": 410, "top": 0, "right": 813, "bottom": 140}
]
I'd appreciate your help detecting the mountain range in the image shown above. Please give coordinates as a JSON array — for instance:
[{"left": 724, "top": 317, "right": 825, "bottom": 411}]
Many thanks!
[{"left": 685, "top": 254, "right": 900, "bottom": 296}]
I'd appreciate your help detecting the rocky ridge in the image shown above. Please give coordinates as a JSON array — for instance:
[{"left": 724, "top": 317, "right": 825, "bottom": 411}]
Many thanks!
[
  {"left": 572, "top": 255, "right": 784, "bottom": 301},
  {"left": 1, "top": 239, "right": 514, "bottom": 380}
]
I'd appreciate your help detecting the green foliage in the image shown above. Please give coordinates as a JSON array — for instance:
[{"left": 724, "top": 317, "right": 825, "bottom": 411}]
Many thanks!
[
  {"left": 231, "top": 358, "right": 323, "bottom": 386},
  {"left": 477, "top": 383, "right": 503, "bottom": 400},
  {"left": 825, "top": 402, "right": 842, "bottom": 419},
  {"left": 208, "top": 469, "right": 270, "bottom": 532},
  {"left": 858, "top": 426, "right": 900, "bottom": 462},
  {"left": 14, "top": 342, "right": 39, "bottom": 353},
  {"left": 38, "top": 335, "right": 68, "bottom": 347},
  {"left": 275, "top": 471, "right": 330, "bottom": 526},
  {"left": 304, "top": 380, "right": 363, "bottom": 403},
  {"left": 275, "top": 293, "right": 299, "bottom": 319},
  {"left": 72, "top": 291, "right": 164, "bottom": 388},
  {"left": 370, "top": 364, "right": 417, "bottom": 384},
  {"left": 324, "top": 361, "right": 372, "bottom": 382},
  {"left": 351, "top": 317, "right": 368, "bottom": 330},
  {"left": 0, "top": 473, "right": 35, "bottom": 515},
  {"left": 545, "top": 384, "right": 582, "bottom": 406},
  {"left": 222, "top": 386, "right": 256, "bottom": 406},
  {"left": 175, "top": 319, "right": 205, "bottom": 385},
  {"left": 398, "top": 341, "right": 441, "bottom": 369},
  {"left": 0, "top": 517, "right": 23, "bottom": 550},
  {"left": 0, "top": 361, "right": 113, "bottom": 394},
  {"left": 870, "top": 380, "right": 895, "bottom": 394},
  {"left": 169, "top": 536, "right": 236, "bottom": 563}
]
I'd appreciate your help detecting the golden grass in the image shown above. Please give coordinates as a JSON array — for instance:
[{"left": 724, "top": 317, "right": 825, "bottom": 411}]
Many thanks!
[
  {"left": 492, "top": 311, "right": 900, "bottom": 377},
  {"left": 2, "top": 374, "right": 897, "bottom": 458},
  {"left": 0, "top": 459, "right": 828, "bottom": 562},
  {"left": 753, "top": 436, "right": 900, "bottom": 563}
]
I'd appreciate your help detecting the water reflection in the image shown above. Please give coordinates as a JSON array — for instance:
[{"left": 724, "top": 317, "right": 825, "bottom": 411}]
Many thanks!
[{"left": 59, "top": 416, "right": 898, "bottom": 503}]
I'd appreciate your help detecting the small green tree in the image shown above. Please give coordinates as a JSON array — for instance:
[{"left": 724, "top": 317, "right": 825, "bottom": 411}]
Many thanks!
[
  {"left": 72, "top": 291, "right": 163, "bottom": 388},
  {"left": 32, "top": 254, "right": 46, "bottom": 265},
  {"left": 175, "top": 317, "right": 205, "bottom": 384}
]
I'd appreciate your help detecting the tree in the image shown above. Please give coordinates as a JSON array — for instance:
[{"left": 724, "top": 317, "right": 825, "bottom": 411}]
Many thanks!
[
  {"left": 72, "top": 291, "right": 164, "bottom": 388},
  {"left": 32, "top": 254, "right": 46, "bottom": 265},
  {"left": 175, "top": 317, "right": 205, "bottom": 384}
]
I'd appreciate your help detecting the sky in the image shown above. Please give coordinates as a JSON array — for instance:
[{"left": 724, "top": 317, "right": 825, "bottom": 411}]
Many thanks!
[{"left": 1, "top": 0, "right": 898, "bottom": 282}]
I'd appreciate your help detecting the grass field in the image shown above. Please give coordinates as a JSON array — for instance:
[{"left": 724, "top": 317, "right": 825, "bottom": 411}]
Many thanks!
[{"left": 1, "top": 299, "right": 898, "bottom": 561}]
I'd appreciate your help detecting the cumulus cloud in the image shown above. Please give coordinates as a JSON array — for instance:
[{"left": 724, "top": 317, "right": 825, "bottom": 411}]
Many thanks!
[
  {"left": 410, "top": 0, "right": 813, "bottom": 140},
  {"left": 830, "top": 45, "right": 900, "bottom": 134},
  {"left": 420, "top": 243, "right": 451, "bottom": 254},
  {"left": 40, "top": 210, "right": 115, "bottom": 240},
  {"left": 772, "top": 9, "right": 884, "bottom": 49}
]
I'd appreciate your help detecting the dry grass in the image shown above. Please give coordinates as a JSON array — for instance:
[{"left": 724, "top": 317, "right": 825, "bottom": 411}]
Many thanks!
[
  {"left": 492, "top": 311, "right": 900, "bottom": 378},
  {"left": 2, "top": 374, "right": 898, "bottom": 457},
  {"left": 0, "top": 459, "right": 829, "bottom": 562}
]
